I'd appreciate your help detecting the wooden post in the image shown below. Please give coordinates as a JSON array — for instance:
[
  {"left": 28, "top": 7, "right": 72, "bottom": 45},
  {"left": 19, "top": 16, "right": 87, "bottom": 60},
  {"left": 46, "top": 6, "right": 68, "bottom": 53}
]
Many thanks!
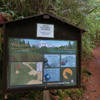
[
  {"left": 43, "top": 90, "right": 51, "bottom": 100},
  {"left": 4, "top": 94, "right": 8, "bottom": 100}
]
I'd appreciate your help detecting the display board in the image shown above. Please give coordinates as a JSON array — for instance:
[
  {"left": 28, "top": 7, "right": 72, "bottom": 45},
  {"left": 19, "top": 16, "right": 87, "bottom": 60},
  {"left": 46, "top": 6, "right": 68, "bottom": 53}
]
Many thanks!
[{"left": 8, "top": 38, "right": 77, "bottom": 88}]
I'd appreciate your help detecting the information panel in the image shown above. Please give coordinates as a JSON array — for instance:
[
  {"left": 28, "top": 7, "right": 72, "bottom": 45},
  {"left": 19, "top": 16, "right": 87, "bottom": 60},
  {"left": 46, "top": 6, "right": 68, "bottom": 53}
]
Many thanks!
[{"left": 8, "top": 38, "right": 77, "bottom": 87}]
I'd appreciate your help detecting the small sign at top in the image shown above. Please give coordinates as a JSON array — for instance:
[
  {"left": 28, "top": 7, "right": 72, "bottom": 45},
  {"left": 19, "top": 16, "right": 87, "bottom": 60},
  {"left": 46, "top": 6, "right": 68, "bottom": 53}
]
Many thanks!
[{"left": 37, "top": 23, "right": 54, "bottom": 38}]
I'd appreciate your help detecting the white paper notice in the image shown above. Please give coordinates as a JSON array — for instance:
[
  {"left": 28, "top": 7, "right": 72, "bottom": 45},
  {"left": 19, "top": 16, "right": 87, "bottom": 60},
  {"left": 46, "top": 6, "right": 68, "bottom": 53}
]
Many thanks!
[
  {"left": 36, "top": 62, "right": 43, "bottom": 72},
  {"left": 37, "top": 23, "right": 54, "bottom": 38}
]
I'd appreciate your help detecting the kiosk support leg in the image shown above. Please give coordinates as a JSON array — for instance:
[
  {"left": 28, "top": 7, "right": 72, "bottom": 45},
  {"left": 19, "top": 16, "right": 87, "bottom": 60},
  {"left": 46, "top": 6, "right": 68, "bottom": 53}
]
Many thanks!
[
  {"left": 4, "top": 94, "right": 8, "bottom": 100},
  {"left": 43, "top": 90, "right": 51, "bottom": 100}
]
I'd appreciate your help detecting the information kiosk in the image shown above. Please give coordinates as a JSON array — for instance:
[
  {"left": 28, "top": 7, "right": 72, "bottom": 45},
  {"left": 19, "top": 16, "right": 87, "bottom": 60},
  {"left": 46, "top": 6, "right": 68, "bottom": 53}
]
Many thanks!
[{"left": 3, "top": 13, "right": 84, "bottom": 92}]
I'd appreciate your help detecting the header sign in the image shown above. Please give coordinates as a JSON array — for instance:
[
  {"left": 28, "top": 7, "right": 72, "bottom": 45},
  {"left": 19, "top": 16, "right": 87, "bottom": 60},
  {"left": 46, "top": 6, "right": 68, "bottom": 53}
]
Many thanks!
[{"left": 37, "top": 24, "right": 54, "bottom": 38}]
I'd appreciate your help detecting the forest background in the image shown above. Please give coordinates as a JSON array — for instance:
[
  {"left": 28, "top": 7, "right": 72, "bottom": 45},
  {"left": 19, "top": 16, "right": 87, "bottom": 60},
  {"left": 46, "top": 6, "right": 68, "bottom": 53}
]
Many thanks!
[{"left": 0, "top": 0, "right": 100, "bottom": 100}]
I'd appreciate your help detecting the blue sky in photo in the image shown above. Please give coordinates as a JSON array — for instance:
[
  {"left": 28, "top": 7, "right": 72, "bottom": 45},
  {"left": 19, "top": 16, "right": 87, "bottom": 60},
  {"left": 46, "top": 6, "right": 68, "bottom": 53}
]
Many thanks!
[{"left": 22, "top": 39, "right": 76, "bottom": 47}]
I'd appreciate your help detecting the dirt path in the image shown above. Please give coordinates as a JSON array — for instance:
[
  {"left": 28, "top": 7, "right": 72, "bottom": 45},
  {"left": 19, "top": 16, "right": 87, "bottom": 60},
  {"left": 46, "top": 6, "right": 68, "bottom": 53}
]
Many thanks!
[
  {"left": 82, "top": 46, "right": 100, "bottom": 100},
  {"left": 23, "top": 62, "right": 37, "bottom": 75}
]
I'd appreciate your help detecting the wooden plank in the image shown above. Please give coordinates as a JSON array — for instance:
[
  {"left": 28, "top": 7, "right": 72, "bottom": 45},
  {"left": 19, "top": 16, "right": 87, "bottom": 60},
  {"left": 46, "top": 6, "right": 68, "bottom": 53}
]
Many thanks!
[{"left": 43, "top": 90, "right": 51, "bottom": 100}]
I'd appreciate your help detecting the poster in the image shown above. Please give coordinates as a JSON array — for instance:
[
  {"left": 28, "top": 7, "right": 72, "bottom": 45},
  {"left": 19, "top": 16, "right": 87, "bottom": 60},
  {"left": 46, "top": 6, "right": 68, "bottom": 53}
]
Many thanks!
[{"left": 8, "top": 38, "right": 77, "bottom": 87}]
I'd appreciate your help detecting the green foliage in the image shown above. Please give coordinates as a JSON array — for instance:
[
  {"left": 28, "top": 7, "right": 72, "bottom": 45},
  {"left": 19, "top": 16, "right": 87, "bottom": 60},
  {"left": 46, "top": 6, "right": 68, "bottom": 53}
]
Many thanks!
[
  {"left": 65, "top": 90, "right": 71, "bottom": 95},
  {"left": 69, "top": 89, "right": 83, "bottom": 100},
  {"left": 57, "top": 89, "right": 65, "bottom": 100},
  {"left": 0, "top": 0, "right": 36, "bottom": 19},
  {"left": 82, "top": 33, "right": 94, "bottom": 58},
  {"left": 51, "top": 0, "right": 88, "bottom": 26},
  {"left": 75, "top": 89, "right": 82, "bottom": 96},
  {"left": 57, "top": 89, "right": 83, "bottom": 100},
  {"left": 81, "top": 0, "right": 100, "bottom": 58}
]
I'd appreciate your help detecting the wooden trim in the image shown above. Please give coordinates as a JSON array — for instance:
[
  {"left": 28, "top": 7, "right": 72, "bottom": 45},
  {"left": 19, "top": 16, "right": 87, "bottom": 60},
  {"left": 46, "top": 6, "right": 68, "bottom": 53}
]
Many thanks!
[{"left": 2, "top": 24, "right": 8, "bottom": 93}]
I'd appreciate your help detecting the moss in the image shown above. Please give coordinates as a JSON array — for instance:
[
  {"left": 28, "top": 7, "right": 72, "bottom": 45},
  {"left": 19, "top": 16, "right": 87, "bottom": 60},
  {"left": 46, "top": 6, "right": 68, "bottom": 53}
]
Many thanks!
[
  {"left": 65, "top": 90, "right": 71, "bottom": 95},
  {"left": 76, "top": 89, "right": 82, "bottom": 96},
  {"left": 57, "top": 90, "right": 65, "bottom": 100}
]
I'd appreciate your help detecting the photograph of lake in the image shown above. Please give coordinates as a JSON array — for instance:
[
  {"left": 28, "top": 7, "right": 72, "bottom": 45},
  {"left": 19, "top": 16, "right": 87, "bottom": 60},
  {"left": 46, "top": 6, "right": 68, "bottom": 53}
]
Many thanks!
[{"left": 8, "top": 38, "right": 77, "bottom": 86}]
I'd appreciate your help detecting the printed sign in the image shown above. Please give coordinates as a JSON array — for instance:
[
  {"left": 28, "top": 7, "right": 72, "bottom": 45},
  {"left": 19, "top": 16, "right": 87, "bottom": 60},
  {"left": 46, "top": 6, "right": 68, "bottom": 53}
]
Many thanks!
[
  {"left": 37, "top": 23, "right": 54, "bottom": 38},
  {"left": 36, "top": 62, "right": 43, "bottom": 72},
  {"left": 8, "top": 38, "right": 77, "bottom": 88}
]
